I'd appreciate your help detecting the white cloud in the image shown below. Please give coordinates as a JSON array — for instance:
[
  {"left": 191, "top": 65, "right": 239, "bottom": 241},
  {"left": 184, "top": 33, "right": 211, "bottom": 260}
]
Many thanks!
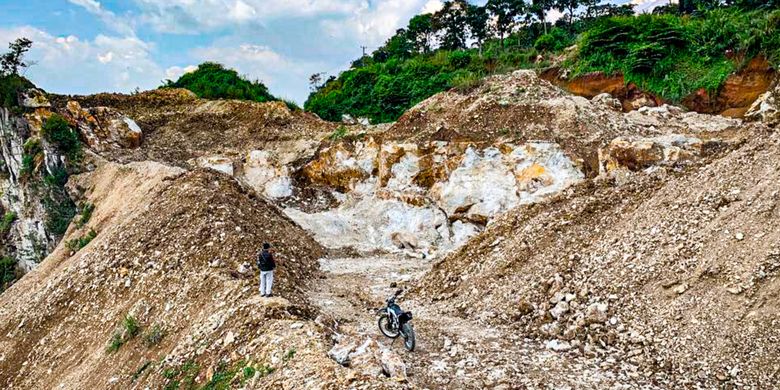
[
  {"left": 421, "top": 0, "right": 444, "bottom": 14},
  {"left": 632, "top": 0, "right": 676, "bottom": 13},
  {"left": 68, "top": 0, "right": 136, "bottom": 37},
  {"left": 321, "top": 0, "right": 430, "bottom": 47},
  {"left": 0, "top": 26, "right": 165, "bottom": 94},
  {"left": 134, "top": 0, "right": 363, "bottom": 33},
  {"left": 165, "top": 64, "right": 198, "bottom": 80}
]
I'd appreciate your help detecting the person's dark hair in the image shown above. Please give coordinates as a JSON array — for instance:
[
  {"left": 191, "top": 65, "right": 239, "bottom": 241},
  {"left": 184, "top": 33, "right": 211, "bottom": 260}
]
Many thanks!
[{"left": 263, "top": 243, "right": 271, "bottom": 249}]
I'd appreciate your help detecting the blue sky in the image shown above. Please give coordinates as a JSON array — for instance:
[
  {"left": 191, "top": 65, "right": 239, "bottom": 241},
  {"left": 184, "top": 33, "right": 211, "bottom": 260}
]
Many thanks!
[{"left": 0, "top": 0, "right": 666, "bottom": 103}]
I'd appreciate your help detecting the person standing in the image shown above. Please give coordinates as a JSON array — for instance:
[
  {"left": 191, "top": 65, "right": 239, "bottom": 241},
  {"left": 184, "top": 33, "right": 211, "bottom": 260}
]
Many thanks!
[{"left": 257, "top": 243, "right": 277, "bottom": 297}]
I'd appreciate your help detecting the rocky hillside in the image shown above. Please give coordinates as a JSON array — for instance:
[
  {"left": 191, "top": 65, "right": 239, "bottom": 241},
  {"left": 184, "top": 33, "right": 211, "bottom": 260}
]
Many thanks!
[
  {"left": 0, "top": 64, "right": 778, "bottom": 389},
  {"left": 416, "top": 118, "right": 779, "bottom": 386}
]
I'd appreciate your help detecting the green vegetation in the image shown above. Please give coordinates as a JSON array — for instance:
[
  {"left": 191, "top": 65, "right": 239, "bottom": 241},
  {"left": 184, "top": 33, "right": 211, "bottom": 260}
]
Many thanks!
[
  {"left": 0, "top": 38, "right": 34, "bottom": 109},
  {"left": 41, "top": 114, "right": 82, "bottom": 162},
  {"left": 282, "top": 348, "right": 296, "bottom": 363},
  {"left": 163, "top": 360, "right": 199, "bottom": 390},
  {"left": 305, "top": 0, "right": 780, "bottom": 124},
  {"left": 132, "top": 361, "right": 154, "bottom": 382},
  {"left": 0, "top": 212, "right": 16, "bottom": 234},
  {"left": 106, "top": 314, "right": 140, "bottom": 353},
  {"left": 0, "top": 256, "right": 15, "bottom": 292},
  {"left": 65, "top": 228, "right": 97, "bottom": 252},
  {"left": 572, "top": 8, "right": 780, "bottom": 101},
  {"left": 74, "top": 202, "right": 94, "bottom": 228},
  {"left": 162, "top": 62, "right": 278, "bottom": 103},
  {"left": 144, "top": 324, "right": 165, "bottom": 347},
  {"left": 328, "top": 126, "right": 349, "bottom": 141}
]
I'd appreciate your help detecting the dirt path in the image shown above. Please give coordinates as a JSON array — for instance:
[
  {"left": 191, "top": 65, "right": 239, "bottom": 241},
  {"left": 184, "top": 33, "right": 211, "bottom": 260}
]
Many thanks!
[{"left": 307, "top": 255, "right": 662, "bottom": 389}]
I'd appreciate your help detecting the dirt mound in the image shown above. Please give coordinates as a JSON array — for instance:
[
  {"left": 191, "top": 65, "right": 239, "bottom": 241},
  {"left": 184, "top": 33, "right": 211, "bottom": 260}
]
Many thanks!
[
  {"left": 53, "top": 89, "right": 339, "bottom": 166},
  {"left": 387, "top": 70, "right": 740, "bottom": 177},
  {"left": 0, "top": 163, "right": 403, "bottom": 389},
  {"left": 415, "top": 123, "right": 780, "bottom": 387}
]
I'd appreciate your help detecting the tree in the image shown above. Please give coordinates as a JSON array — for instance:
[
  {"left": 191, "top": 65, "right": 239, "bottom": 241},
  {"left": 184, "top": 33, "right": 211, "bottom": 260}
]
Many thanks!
[
  {"left": 467, "top": 5, "right": 490, "bottom": 54},
  {"left": 0, "top": 38, "right": 33, "bottom": 76},
  {"left": 486, "top": 0, "right": 527, "bottom": 48},
  {"left": 309, "top": 73, "right": 324, "bottom": 92},
  {"left": 530, "top": 0, "right": 554, "bottom": 34},
  {"left": 554, "top": 0, "right": 583, "bottom": 30},
  {"left": 407, "top": 14, "right": 436, "bottom": 53},
  {"left": 434, "top": 1, "right": 471, "bottom": 51}
]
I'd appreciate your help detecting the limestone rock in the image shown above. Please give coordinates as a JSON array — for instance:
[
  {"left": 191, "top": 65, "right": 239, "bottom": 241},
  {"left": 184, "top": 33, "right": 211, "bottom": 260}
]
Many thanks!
[
  {"left": 746, "top": 81, "right": 779, "bottom": 125},
  {"left": 65, "top": 101, "right": 142, "bottom": 151},
  {"left": 19, "top": 89, "right": 50, "bottom": 108}
]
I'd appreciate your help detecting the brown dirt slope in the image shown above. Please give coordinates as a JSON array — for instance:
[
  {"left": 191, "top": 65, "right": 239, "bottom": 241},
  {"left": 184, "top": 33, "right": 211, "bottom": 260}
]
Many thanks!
[
  {"left": 416, "top": 123, "right": 780, "bottom": 388},
  {"left": 52, "top": 89, "right": 340, "bottom": 165},
  {"left": 0, "top": 163, "right": 397, "bottom": 389}
]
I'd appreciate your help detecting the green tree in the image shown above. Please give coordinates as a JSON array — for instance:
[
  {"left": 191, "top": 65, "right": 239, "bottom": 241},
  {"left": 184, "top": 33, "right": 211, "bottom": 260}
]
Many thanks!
[
  {"left": 554, "top": 0, "right": 583, "bottom": 30},
  {"left": 408, "top": 14, "right": 436, "bottom": 53},
  {"left": 0, "top": 38, "right": 33, "bottom": 76},
  {"left": 530, "top": 0, "right": 554, "bottom": 34},
  {"left": 467, "top": 5, "right": 491, "bottom": 54},
  {"left": 487, "top": 0, "right": 527, "bottom": 48},
  {"left": 434, "top": 0, "right": 471, "bottom": 51}
]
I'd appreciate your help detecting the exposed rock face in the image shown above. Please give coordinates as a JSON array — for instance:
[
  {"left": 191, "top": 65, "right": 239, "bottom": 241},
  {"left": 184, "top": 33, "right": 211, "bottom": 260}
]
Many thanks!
[
  {"left": 0, "top": 107, "right": 65, "bottom": 272},
  {"left": 64, "top": 101, "right": 142, "bottom": 151},
  {"left": 19, "top": 88, "right": 51, "bottom": 109},
  {"left": 542, "top": 57, "right": 777, "bottom": 118},
  {"left": 746, "top": 79, "right": 779, "bottom": 125},
  {"left": 599, "top": 134, "right": 706, "bottom": 173},
  {"left": 287, "top": 138, "right": 584, "bottom": 254}
]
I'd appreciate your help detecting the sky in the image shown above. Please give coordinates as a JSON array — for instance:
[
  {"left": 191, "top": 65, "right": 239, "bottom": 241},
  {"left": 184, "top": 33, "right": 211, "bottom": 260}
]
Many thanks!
[{"left": 0, "top": 0, "right": 669, "bottom": 104}]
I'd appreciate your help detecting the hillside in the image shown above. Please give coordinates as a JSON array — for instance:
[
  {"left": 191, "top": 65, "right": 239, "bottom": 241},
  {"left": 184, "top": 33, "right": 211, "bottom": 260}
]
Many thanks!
[
  {"left": 305, "top": 3, "right": 780, "bottom": 124},
  {"left": 1, "top": 39, "right": 779, "bottom": 389}
]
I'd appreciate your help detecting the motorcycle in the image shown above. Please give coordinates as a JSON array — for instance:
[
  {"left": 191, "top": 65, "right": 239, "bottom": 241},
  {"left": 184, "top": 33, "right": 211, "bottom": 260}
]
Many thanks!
[{"left": 376, "top": 289, "right": 415, "bottom": 351}]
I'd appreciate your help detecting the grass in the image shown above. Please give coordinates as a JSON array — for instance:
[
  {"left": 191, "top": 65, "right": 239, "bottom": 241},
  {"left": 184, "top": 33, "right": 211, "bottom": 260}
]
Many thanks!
[
  {"left": 106, "top": 314, "right": 140, "bottom": 354},
  {"left": 451, "top": 71, "right": 485, "bottom": 93},
  {"left": 282, "top": 348, "right": 296, "bottom": 364},
  {"left": 163, "top": 360, "right": 199, "bottom": 390},
  {"left": 328, "top": 126, "right": 348, "bottom": 141},
  {"left": 144, "top": 324, "right": 165, "bottom": 347},
  {"left": 0, "top": 211, "right": 16, "bottom": 234},
  {"left": 74, "top": 202, "right": 94, "bottom": 228},
  {"left": 65, "top": 228, "right": 97, "bottom": 252}
]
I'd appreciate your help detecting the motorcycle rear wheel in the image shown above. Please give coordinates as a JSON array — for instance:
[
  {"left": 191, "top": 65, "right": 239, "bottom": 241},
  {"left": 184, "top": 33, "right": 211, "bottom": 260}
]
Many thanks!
[
  {"left": 401, "top": 322, "right": 415, "bottom": 351},
  {"left": 378, "top": 315, "right": 400, "bottom": 339}
]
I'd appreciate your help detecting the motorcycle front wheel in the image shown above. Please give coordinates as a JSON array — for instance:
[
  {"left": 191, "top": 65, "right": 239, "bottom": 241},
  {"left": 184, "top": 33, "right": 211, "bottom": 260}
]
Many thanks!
[
  {"left": 378, "top": 315, "right": 400, "bottom": 339},
  {"left": 401, "top": 322, "right": 415, "bottom": 351}
]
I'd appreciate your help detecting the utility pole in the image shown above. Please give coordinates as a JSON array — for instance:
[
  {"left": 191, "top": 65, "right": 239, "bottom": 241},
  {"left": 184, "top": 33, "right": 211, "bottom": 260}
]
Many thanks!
[{"left": 361, "top": 45, "right": 369, "bottom": 57}]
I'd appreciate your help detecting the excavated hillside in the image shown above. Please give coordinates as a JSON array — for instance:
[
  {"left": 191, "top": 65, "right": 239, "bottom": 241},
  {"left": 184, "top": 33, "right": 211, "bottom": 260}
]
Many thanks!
[
  {"left": 0, "top": 162, "right": 402, "bottom": 389},
  {"left": 1, "top": 67, "right": 779, "bottom": 389},
  {"left": 416, "top": 122, "right": 780, "bottom": 387}
]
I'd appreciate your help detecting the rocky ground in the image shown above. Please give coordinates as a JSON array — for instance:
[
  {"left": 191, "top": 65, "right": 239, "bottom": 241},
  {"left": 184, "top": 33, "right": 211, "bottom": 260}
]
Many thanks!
[{"left": 1, "top": 68, "right": 779, "bottom": 389}]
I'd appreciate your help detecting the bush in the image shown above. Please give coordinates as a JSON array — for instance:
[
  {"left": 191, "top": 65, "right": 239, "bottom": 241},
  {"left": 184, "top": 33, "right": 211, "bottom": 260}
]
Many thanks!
[
  {"left": 0, "top": 256, "right": 16, "bottom": 292},
  {"left": 0, "top": 74, "right": 33, "bottom": 109},
  {"left": 534, "top": 28, "right": 573, "bottom": 52},
  {"left": 66, "top": 228, "right": 97, "bottom": 252},
  {"left": 0, "top": 211, "right": 16, "bottom": 234},
  {"left": 41, "top": 114, "right": 81, "bottom": 162},
  {"left": 163, "top": 62, "right": 278, "bottom": 104},
  {"left": 328, "top": 126, "right": 348, "bottom": 141},
  {"left": 75, "top": 202, "right": 94, "bottom": 228},
  {"left": 143, "top": 324, "right": 165, "bottom": 347},
  {"left": 450, "top": 71, "right": 484, "bottom": 92}
]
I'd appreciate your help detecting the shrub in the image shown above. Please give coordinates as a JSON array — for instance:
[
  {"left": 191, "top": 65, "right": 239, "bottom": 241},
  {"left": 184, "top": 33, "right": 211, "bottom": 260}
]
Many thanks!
[
  {"left": 106, "top": 331, "right": 124, "bottom": 353},
  {"left": 74, "top": 202, "right": 94, "bottom": 228},
  {"left": 162, "top": 62, "right": 278, "bottom": 103},
  {"left": 41, "top": 114, "right": 81, "bottom": 162},
  {"left": 123, "top": 314, "right": 140, "bottom": 338},
  {"left": 0, "top": 211, "right": 16, "bottom": 234},
  {"left": 144, "top": 324, "right": 165, "bottom": 347},
  {"left": 0, "top": 74, "right": 33, "bottom": 109},
  {"left": 65, "top": 228, "right": 96, "bottom": 252},
  {"left": 450, "top": 71, "right": 484, "bottom": 92},
  {"left": 328, "top": 126, "right": 348, "bottom": 141},
  {"left": 282, "top": 348, "right": 296, "bottom": 363},
  {"left": 0, "top": 256, "right": 16, "bottom": 292},
  {"left": 534, "top": 28, "right": 573, "bottom": 52}
]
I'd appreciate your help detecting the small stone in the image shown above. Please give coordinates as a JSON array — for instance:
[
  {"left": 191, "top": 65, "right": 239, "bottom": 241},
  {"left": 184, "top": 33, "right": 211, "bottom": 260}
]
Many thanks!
[{"left": 735, "top": 232, "right": 745, "bottom": 241}]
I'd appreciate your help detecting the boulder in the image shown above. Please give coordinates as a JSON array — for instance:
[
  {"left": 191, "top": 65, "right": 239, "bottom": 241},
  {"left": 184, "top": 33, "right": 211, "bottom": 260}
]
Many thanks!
[
  {"left": 20, "top": 89, "right": 50, "bottom": 108},
  {"left": 745, "top": 81, "right": 779, "bottom": 125},
  {"left": 65, "top": 101, "right": 142, "bottom": 151},
  {"left": 584, "top": 302, "right": 609, "bottom": 324},
  {"left": 600, "top": 135, "right": 703, "bottom": 173},
  {"left": 196, "top": 156, "right": 234, "bottom": 176},
  {"left": 592, "top": 93, "right": 622, "bottom": 111}
]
